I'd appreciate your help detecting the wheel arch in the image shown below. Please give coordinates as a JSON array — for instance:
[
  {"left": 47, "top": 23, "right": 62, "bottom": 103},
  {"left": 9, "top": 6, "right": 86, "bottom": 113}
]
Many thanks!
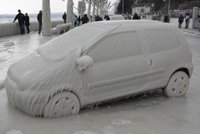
[
  {"left": 173, "top": 68, "right": 190, "bottom": 78},
  {"left": 50, "top": 88, "right": 82, "bottom": 107},
  {"left": 164, "top": 67, "right": 190, "bottom": 89}
]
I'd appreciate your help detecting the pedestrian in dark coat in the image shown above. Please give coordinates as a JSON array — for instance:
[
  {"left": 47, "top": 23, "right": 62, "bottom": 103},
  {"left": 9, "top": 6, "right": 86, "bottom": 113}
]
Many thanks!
[
  {"left": 163, "top": 15, "right": 169, "bottom": 23},
  {"left": 104, "top": 15, "right": 110, "bottom": 20},
  {"left": 81, "top": 14, "right": 89, "bottom": 24},
  {"left": 133, "top": 13, "right": 140, "bottom": 20},
  {"left": 62, "top": 12, "right": 67, "bottom": 23},
  {"left": 77, "top": 15, "right": 81, "bottom": 26},
  {"left": 37, "top": 10, "right": 42, "bottom": 34},
  {"left": 178, "top": 14, "right": 184, "bottom": 28},
  {"left": 13, "top": 9, "right": 25, "bottom": 34},
  {"left": 24, "top": 13, "right": 30, "bottom": 34},
  {"left": 185, "top": 13, "right": 190, "bottom": 29}
]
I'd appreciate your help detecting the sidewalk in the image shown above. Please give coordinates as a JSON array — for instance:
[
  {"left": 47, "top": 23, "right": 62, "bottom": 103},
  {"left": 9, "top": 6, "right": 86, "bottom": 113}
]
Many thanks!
[
  {"left": 170, "top": 18, "right": 200, "bottom": 36},
  {"left": 182, "top": 28, "right": 200, "bottom": 36}
]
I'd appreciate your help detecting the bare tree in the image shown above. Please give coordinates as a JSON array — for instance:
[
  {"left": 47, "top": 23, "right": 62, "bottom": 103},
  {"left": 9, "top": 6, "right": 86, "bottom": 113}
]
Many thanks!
[
  {"left": 66, "top": 0, "right": 74, "bottom": 25},
  {"left": 78, "top": 0, "right": 86, "bottom": 19},
  {"left": 86, "top": 0, "right": 92, "bottom": 22},
  {"left": 42, "top": 0, "right": 52, "bottom": 36},
  {"left": 99, "top": 0, "right": 112, "bottom": 17},
  {"left": 92, "top": 1, "right": 96, "bottom": 21},
  {"left": 86, "top": 0, "right": 114, "bottom": 21}
]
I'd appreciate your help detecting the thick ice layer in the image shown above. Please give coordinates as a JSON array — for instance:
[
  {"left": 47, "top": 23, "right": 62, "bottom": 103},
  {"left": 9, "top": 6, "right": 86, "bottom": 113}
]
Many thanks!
[{"left": 5, "top": 47, "right": 84, "bottom": 116}]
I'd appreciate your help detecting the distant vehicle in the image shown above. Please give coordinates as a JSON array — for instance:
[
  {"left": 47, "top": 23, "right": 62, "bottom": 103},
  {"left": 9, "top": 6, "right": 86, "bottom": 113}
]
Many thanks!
[
  {"left": 109, "top": 15, "right": 125, "bottom": 20},
  {"left": 5, "top": 20, "right": 193, "bottom": 117}
]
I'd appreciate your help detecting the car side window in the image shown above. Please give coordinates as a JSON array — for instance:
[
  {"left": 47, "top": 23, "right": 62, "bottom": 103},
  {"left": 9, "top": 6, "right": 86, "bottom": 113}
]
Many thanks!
[
  {"left": 87, "top": 31, "right": 142, "bottom": 62},
  {"left": 145, "top": 29, "right": 181, "bottom": 53}
]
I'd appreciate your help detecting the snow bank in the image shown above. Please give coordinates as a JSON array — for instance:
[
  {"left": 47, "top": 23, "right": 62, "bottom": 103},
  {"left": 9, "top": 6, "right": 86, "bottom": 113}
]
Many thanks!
[
  {"left": 5, "top": 47, "right": 85, "bottom": 117},
  {"left": 51, "top": 23, "right": 72, "bottom": 35}
]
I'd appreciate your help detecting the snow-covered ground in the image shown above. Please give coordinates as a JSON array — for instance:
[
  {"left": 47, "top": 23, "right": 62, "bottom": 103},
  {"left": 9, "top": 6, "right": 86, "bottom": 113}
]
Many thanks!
[{"left": 0, "top": 27, "right": 200, "bottom": 134}]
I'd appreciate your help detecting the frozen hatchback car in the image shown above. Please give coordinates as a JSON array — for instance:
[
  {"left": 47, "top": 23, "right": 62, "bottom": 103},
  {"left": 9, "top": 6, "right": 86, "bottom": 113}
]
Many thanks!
[{"left": 5, "top": 20, "right": 193, "bottom": 117}]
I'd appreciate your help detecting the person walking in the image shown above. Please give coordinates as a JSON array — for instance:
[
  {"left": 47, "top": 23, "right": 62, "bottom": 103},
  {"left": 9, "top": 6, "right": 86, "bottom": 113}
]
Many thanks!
[
  {"left": 37, "top": 10, "right": 42, "bottom": 34},
  {"left": 133, "top": 13, "right": 140, "bottom": 20},
  {"left": 178, "top": 14, "right": 184, "bottom": 28},
  {"left": 62, "top": 12, "right": 67, "bottom": 23},
  {"left": 24, "top": 13, "right": 30, "bottom": 34},
  {"left": 81, "top": 14, "right": 89, "bottom": 24},
  {"left": 163, "top": 14, "right": 169, "bottom": 23},
  {"left": 185, "top": 13, "right": 190, "bottom": 29},
  {"left": 104, "top": 15, "right": 110, "bottom": 21},
  {"left": 13, "top": 9, "right": 25, "bottom": 34}
]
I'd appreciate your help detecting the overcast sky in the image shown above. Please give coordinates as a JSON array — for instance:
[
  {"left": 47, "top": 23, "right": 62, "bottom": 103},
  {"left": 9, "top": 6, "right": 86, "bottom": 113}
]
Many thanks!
[{"left": 0, "top": 0, "right": 117, "bottom": 14}]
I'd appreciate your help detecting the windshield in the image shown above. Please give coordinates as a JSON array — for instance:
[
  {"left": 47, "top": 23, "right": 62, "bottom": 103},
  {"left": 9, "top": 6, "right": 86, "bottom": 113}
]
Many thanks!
[{"left": 37, "top": 23, "right": 118, "bottom": 61}]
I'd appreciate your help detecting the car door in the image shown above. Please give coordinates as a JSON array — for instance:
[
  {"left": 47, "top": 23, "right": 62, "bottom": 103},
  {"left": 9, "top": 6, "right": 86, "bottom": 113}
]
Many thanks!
[
  {"left": 83, "top": 30, "right": 150, "bottom": 104},
  {"left": 144, "top": 29, "right": 182, "bottom": 89}
]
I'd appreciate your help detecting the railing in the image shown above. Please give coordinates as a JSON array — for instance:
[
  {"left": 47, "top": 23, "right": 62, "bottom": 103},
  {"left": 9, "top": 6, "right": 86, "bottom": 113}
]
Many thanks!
[{"left": 0, "top": 20, "right": 63, "bottom": 37}]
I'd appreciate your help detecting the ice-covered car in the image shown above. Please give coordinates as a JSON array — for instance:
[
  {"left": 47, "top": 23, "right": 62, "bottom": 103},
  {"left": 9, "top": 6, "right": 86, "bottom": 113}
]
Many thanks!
[{"left": 4, "top": 20, "right": 193, "bottom": 117}]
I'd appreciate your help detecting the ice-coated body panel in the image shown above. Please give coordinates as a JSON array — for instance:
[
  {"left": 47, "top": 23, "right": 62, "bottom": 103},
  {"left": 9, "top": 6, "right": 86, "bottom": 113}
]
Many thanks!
[{"left": 5, "top": 20, "right": 193, "bottom": 117}]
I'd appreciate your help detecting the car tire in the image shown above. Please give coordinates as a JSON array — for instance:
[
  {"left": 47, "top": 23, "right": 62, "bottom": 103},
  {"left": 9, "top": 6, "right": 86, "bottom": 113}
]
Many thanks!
[
  {"left": 163, "top": 71, "right": 189, "bottom": 97},
  {"left": 43, "top": 91, "right": 80, "bottom": 117}
]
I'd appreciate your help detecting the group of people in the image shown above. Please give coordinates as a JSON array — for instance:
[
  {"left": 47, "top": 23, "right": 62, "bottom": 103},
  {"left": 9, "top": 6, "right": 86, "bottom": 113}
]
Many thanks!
[
  {"left": 62, "top": 13, "right": 112, "bottom": 27},
  {"left": 13, "top": 10, "right": 193, "bottom": 36},
  {"left": 178, "top": 13, "right": 190, "bottom": 29},
  {"left": 13, "top": 9, "right": 42, "bottom": 35},
  {"left": 62, "top": 13, "right": 98, "bottom": 26},
  {"left": 13, "top": 10, "right": 30, "bottom": 34}
]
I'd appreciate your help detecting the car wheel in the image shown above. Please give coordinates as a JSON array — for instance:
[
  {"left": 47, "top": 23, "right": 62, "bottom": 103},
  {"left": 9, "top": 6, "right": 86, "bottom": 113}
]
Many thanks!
[
  {"left": 163, "top": 71, "right": 189, "bottom": 97},
  {"left": 43, "top": 91, "right": 80, "bottom": 117}
]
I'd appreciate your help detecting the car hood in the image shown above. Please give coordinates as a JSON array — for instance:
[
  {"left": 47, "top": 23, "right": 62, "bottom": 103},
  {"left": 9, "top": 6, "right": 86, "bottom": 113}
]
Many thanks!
[{"left": 7, "top": 46, "right": 82, "bottom": 92}]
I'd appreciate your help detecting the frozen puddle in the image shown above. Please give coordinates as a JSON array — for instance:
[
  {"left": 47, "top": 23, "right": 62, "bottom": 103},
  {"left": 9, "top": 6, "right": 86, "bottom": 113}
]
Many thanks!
[
  {"left": 111, "top": 119, "right": 131, "bottom": 126},
  {"left": 5, "top": 130, "right": 23, "bottom": 134}
]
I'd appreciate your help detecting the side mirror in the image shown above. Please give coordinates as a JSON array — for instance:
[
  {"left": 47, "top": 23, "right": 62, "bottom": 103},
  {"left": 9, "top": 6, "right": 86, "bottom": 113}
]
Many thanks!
[{"left": 76, "top": 55, "right": 93, "bottom": 72}]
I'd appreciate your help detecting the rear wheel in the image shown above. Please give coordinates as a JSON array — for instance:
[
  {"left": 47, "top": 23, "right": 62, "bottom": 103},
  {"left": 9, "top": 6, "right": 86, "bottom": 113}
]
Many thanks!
[
  {"left": 163, "top": 71, "right": 189, "bottom": 97},
  {"left": 43, "top": 91, "right": 80, "bottom": 117}
]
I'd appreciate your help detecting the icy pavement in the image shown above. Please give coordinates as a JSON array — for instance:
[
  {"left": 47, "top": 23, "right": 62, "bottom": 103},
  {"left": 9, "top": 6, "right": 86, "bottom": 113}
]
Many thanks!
[
  {"left": 0, "top": 32, "right": 57, "bottom": 82},
  {"left": 0, "top": 31, "right": 200, "bottom": 134}
]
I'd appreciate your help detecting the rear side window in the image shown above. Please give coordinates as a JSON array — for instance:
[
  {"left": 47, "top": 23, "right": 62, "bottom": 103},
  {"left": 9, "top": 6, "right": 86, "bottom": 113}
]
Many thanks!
[
  {"left": 88, "top": 31, "right": 142, "bottom": 62},
  {"left": 145, "top": 29, "right": 181, "bottom": 53}
]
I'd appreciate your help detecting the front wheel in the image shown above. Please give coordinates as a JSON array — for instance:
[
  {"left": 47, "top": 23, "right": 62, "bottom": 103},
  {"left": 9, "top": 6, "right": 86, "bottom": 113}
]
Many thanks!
[
  {"left": 163, "top": 71, "right": 189, "bottom": 97},
  {"left": 43, "top": 91, "right": 80, "bottom": 117}
]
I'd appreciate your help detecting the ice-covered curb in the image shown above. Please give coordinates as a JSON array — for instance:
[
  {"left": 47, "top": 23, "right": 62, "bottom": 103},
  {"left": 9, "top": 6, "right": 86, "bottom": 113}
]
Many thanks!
[{"left": 5, "top": 130, "right": 23, "bottom": 134}]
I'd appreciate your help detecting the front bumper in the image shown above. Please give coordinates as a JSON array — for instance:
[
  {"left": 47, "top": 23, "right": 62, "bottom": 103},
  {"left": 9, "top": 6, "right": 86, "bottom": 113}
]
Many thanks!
[{"left": 5, "top": 76, "right": 49, "bottom": 116}]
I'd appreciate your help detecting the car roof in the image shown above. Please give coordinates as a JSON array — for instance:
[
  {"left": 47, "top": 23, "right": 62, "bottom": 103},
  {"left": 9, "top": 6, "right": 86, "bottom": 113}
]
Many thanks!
[
  {"left": 89, "top": 20, "right": 173, "bottom": 29},
  {"left": 38, "top": 20, "right": 177, "bottom": 61}
]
